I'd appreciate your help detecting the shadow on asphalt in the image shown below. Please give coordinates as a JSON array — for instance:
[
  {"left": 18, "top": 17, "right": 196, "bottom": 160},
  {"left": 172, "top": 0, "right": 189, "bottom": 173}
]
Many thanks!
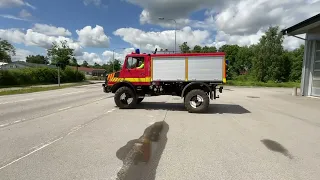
[
  {"left": 261, "top": 139, "right": 294, "bottom": 159},
  {"left": 116, "top": 121, "right": 169, "bottom": 180},
  {"left": 135, "top": 102, "right": 251, "bottom": 114}
]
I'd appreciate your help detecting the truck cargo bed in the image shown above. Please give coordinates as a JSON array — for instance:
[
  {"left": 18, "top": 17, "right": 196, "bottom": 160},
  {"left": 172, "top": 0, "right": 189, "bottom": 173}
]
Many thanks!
[{"left": 151, "top": 54, "right": 225, "bottom": 82}]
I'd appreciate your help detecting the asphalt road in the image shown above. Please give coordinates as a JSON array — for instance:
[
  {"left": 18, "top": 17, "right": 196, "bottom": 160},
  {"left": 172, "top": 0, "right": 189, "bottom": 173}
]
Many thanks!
[{"left": 1, "top": 84, "right": 320, "bottom": 180}]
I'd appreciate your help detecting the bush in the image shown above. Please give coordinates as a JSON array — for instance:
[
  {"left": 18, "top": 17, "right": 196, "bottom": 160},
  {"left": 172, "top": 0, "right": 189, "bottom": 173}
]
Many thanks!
[{"left": 0, "top": 67, "right": 85, "bottom": 86}]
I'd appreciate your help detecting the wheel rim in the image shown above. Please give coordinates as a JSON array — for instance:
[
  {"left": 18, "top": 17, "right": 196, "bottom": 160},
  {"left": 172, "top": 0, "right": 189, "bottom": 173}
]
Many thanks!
[
  {"left": 120, "top": 92, "right": 133, "bottom": 105},
  {"left": 190, "top": 95, "right": 204, "bottom": 108}
]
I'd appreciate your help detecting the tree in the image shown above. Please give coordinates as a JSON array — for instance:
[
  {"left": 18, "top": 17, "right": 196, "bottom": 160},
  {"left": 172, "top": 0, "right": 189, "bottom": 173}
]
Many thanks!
[
  {"left": 93, "top": 62, "right": 101, "bottom": 68},
  {"left": 219, "top": 44, "right": 240, "bottom": 79},
  {"left": 192, "top": 45, "right": 202, "bottom": 53},
  {"left": 69, "top": 57, "right": 78, "bottom": 67},
  {"left": 208, "top": 46, "right": 217, "bottom": 52},
  {"left": 81, "top": 61, "right": 89, "bottom": 67},
  {"left": 113, "top": 59, "right": 122, "bottom": 71},
  {"left": 179, "top": 42, "right": 191, "bottom": 53},
  {"left": 0, "top": 38, "right": 16, "bottom": 63},
  {"left": 252, "top": 26, "right": 284, "bottom": 82},
  {"left": 26, "top": 55, "right": 49, "bottom": 64},
  {"left": 289, "top": 45, "right": 304, "bottom": 81},
  {"left": 47, "top": 40, "right": 74, "bottom": 70}
]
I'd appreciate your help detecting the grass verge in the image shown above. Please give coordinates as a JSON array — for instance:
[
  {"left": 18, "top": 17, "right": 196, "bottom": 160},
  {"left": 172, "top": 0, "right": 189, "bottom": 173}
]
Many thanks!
[
  {"left": 0, "top": 81, "right": 91, "bottom": 96},
  {"left": 226, "top": 80, "right": 300, "bottom": 88}
]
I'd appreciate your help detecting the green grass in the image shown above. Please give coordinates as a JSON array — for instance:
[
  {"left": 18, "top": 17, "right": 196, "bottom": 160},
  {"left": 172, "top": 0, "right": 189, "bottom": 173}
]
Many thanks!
[
  {"left": 0, "top": 81, "right": 91, "bottom": 96},
  {"left": 226, "top": 80, "right": 300, "bottom": 88}
]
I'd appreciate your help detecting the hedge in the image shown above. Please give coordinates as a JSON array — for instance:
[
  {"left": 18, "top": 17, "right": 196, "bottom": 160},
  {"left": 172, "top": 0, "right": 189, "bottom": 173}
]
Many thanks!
[{"left": 0, "top": 67, "right": 85, "bottom": 86}]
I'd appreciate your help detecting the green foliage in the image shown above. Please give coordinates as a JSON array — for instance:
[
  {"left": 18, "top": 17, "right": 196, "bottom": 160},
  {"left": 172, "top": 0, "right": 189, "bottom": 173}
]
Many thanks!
[
  {"left": 0, "top": 38, "right": 16, "bottom": 63},
  {"left": 0, "top": 67, "right": 85, "bottom": 86},
  {"left": 179, "top": 25, "right": 304, "bottom": 84},
  {"left": 26, "top": 55, "right": 49, "bottom": 64},
  {"left": 179, "top": 42, "right": 191, "bottom": 53},
  {"left": 81, "top": 60, "right": 89, "bottom": 67},
  {"left": 47, "top": 40, "right": 75, "bottom": 70},
  {"left": 252, "top": 26, "right": 285, "bottom": 82},
  {"left": 227, "top": 80, "right": 300, "bottom": 88},
  {"left": 192, "top": 45, "right": 202, "bottom": 53},
  {"left": 100, "top": 59, "right": 122, "bottom": 73}
]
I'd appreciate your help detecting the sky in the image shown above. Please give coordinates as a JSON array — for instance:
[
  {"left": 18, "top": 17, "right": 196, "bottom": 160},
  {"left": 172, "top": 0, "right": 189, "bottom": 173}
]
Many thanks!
[{"left": 0, "top": 0, "right": 319, "bottom": 65}]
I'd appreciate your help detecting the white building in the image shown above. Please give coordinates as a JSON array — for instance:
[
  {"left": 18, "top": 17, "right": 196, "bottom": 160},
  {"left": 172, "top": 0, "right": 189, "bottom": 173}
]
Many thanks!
[{"left": 283, "top": 13, "right": 320, "bottom": 97}]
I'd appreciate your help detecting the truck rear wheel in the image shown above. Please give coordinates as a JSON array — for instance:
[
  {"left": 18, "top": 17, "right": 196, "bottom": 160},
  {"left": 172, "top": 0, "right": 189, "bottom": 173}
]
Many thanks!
[
  {"left": 114, "top": 87, "right": 137, "bottom": 109},
  {"left": 184, "top": 89, "right": 209, "bottom": 113}
]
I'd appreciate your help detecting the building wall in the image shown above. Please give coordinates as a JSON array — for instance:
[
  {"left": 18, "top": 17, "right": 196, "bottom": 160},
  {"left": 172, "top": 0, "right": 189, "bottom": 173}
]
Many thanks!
[
  {"left": 0, "top": 63, "right": 28, "bottom": 70},
  {"left": 303, "top": 26, "right": 320, "bottom": 96}
]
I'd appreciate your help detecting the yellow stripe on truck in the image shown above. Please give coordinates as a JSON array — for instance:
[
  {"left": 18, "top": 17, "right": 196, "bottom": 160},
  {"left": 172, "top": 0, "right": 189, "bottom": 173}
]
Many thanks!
[{"left": 109, "top": 77, "right": 152, "bottom": 83}]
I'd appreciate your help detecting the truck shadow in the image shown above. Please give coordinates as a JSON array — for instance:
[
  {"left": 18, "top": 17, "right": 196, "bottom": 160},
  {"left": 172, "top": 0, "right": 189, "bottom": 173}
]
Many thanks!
[
  {"left": 115, "top": 121, "right": 169, "bottom": 180},
  {"left": 135, "top": 102, "right": 251, "bottom": 114}
]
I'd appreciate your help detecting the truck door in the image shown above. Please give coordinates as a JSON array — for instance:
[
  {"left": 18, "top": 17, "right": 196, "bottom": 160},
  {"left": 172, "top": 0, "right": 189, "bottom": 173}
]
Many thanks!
[{"left": 125, "top": 56, "right": 147, "bottom": 79}]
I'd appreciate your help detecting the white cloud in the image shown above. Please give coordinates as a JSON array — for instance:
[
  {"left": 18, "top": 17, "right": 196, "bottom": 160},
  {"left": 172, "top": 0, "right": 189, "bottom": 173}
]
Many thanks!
[
  {"left": 32, "top": 24, "right": 72, "bottom": 37},
  {"left": 0, "top": 28, "right": 83, "bottom": 55},
  {"left": 11, "top": 48, "right": 35, "bottom": 62},
  {"left": 102, "top": 48, "right": 135, "bottom": 63},
  {"left": 19, "top": 9, "right": 32, "bottom": 18},
  {"left": 126, "top": 0, "right": 320, "bottom": 50},
  {"left": 214, "top": 0, "right": 320, "bottom": 35},
  {"left": 76, "top": 25, "right": 110, "bottom": 48},
  {"left": 83, "top": 0, "right": 101, "bottom": 6},
  {"left": 0, "top": 9, "right": 32, "bottom": 21},
  {"left": 0, "top": 14, "right": 30, "bottom": 21},
  {"left": 77, "top": 52, "right": 103, "bottom": 64},
  {"left": 114, "top": 27, "right": 210, "bottom": 52},
  {"left": 0, "top": 0, "right": 35, "bottom": 9}
]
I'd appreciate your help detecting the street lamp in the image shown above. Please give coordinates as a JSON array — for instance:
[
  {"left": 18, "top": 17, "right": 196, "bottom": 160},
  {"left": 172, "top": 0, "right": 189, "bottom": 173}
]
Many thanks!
[
  {"left": 158, "top": 17, "right": 177, "bottom": 53},
  {"left": 112, "top": 48, "right": 126, "bottom": 72}
]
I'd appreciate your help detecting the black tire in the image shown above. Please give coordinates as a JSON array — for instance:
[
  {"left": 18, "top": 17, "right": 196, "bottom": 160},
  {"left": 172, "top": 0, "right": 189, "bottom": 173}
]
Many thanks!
[
  {"left": 114, "top": 87, "right": 137, "bottom": 109},
  {"left": 137, "top": 97, "right": 144, "bottom": 104},
  {"left": 184, "top": 89, "right": 209, "bottom": 113}
]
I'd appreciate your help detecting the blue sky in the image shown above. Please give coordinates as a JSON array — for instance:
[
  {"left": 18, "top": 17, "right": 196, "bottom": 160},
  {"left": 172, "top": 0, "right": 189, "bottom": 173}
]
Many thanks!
[
  {"left": 1, "top": 0, "right": 150, "bottom": 54},
  {"left": 1, "top": 0, "right": 318, "bottom": 64}
]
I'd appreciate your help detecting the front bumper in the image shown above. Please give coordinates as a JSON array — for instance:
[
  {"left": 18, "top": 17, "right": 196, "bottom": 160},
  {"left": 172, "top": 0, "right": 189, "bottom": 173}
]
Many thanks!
[{"left": 102, "top": 84, "right": 111, "bottom": 93}]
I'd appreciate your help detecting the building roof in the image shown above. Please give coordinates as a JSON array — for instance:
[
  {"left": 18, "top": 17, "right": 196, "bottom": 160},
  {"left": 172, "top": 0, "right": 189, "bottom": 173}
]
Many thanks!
[
  {"left": 282, "top": 13, "right": 320, "bottom": 36},
  {"left": 70, "top": 66, "right": 105, "bottom": 73},
  {"left": 2, "top": 61, "right": 56, "bottom": 68}
]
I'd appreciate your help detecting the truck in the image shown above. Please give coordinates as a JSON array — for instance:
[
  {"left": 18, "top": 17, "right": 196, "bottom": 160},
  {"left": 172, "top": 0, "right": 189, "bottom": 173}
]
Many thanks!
[{"left": 102, "top": 49, "right": 227, "bottom": 113}]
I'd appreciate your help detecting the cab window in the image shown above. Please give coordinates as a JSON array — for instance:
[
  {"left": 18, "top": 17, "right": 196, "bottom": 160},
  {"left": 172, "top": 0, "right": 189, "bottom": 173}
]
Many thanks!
[{"left": 126, "top": 57, "right": 145, "bottom": 69}]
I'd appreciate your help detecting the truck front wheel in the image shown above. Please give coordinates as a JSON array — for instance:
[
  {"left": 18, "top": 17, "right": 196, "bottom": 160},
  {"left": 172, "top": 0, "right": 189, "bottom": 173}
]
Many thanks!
[
  {"left": 184, "top": 89, "right": 209, "bottom": 113},
  {"left": 137, "top": 97, "right": 144, "bottom": 104},
  {"left": 114, "top": 87, "right": 137, "bottom": 109}
]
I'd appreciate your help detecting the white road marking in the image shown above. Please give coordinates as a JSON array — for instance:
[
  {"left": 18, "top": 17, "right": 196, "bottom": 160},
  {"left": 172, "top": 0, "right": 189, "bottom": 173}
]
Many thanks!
[
  {"left": 0, "top": 118, "right": 26, "bottom": 128},
  {"left": 0, "top": 137, "right": 63, "bottom": 171},
  {"left": 58, "top": 106, "right": 72, "bottom": 111},
  {"left": 0, "top": 108, "right": 117, "bottom": 170},
  {"left": 0, "top": 98, "right": 34, "bottom": 105},
  {"left": 61, "top": 91, "right": 86, "bottom": 96},
  {"left": 0, "top": 123, "right": 9, "bottom": 127}
]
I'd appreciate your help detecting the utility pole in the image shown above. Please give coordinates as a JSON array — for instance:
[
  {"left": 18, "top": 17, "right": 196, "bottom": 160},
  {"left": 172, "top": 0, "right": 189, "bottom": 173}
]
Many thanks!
[
  {"left": 159, "top": 17, "right": 177, "bottom": 53},
  {"left": 57, "top": 64, "right": 60, "bottom": 87}
]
